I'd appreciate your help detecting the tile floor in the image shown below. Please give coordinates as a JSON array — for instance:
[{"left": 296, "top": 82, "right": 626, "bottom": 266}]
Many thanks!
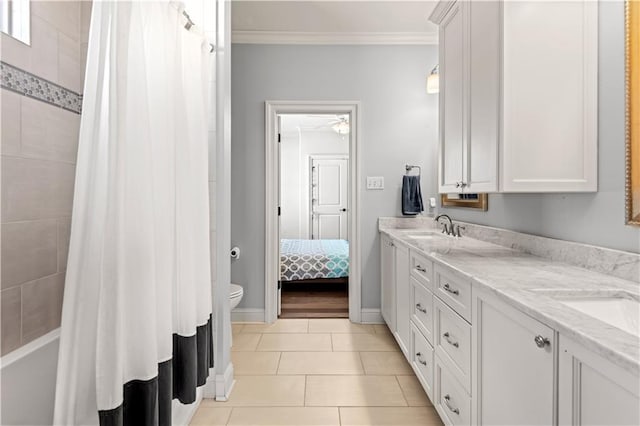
[{"left": 190, "top": 319, "right": 443, "bottom": 426}]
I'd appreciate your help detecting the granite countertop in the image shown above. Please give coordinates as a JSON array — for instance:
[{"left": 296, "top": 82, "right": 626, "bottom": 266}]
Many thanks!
[{"left": 379, "top": 223, "right": 640, "bottom": 375}]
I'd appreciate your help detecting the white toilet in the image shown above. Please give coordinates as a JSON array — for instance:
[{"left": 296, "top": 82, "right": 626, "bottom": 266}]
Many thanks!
[{"left": 230, "top": 283, "right": 244, "bottom": 310}]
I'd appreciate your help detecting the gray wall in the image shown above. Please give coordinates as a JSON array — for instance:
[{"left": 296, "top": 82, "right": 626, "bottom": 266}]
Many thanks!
[
  {"left": 231, "top": 44, "right": 439, "bottom": 310},
  {"left": 439, "top": 1, "right": 640, "bottom": 255}
]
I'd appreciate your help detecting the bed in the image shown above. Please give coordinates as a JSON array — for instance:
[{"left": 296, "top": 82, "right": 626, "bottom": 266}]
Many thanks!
[{"left": 280, "top": 239, "right": 349, "bottom": 282}]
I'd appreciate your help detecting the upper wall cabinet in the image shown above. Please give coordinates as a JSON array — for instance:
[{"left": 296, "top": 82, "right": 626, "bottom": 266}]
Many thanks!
[{"left": 430, "top": 0, "right": 598, "bottom": 193}]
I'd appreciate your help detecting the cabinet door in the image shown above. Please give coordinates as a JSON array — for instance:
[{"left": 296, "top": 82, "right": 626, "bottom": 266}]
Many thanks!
[
  {"left": 438, "top": 0, "right": 466, "bottom": 193},
  {"left": 472, "top": 290, "right": 555, "bottom": 425},
  {"left": 380, "top": 235, "right": 396, "bottom": 332},
  {"left": 394, "top": 242, "right": 410, "bottom": 356},
  {"left": 465, "top": 0, "right": 499, "bottom": 192},
  {"left": 559, "top": 335, "right": 640, "bottom": 426},
  {"left": 500, "top": 0, "right": 598, "bottom": 192}
]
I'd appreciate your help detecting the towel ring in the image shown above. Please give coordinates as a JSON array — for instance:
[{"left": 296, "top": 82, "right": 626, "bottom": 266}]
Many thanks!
[{"left": 405, "top": 165, "right": 421, "bottom": 176}]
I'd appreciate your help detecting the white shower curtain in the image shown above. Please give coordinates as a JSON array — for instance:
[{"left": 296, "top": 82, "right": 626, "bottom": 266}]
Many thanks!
[{"left": 53, "top": 2, "right": 213, "bottom": 425}]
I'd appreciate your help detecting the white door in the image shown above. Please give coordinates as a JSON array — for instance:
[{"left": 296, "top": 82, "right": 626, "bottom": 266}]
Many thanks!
[
  {"left": 310, "top": 156, "right": 348, "bottom": 240},
  {"left": 277, "top": 115, "right": 282, "bottom": 316}
]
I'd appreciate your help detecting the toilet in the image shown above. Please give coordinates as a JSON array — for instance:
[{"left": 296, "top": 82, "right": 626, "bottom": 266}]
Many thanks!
[{"left": 230, "top": 283, "right": 244, "bottom": 310}]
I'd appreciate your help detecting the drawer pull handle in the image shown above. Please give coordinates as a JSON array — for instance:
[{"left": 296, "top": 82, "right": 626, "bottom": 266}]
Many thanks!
[
  {"left": 444, "top": 394, "right": 460, "bottom": 415},
  {"left": 534, "top": 335, "right": 550, "bottom": 348},
  {"left": 415, "top": 352, "right": 428, "bottom": 366},
  {"left": 443, "top": 332, "right": 459, "bottom": 348},
  {"left": 416, "top": 265, "right": 427, "bottom": 273},
  {"left": 443, "top": 283, "right": 459, "bottom": 296},
  {"left": 416, "top": 303, "right": 427, "bottom": 314}
]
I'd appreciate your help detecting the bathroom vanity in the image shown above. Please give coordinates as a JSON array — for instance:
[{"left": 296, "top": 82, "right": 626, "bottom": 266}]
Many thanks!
[{"left": 379, "top": 218, "right": 640, "bottom": 426}]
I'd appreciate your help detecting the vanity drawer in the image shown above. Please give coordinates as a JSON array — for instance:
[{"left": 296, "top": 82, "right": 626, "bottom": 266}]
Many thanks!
[
  {"left": 411, "top": 323, "right": 434, "bottom": 399},
  {"left": 411, "top": 277, "right": 433, "bottom": 344},
  {"left": 434, "top": 264, "right": 472, "bottom": 322},
  {"left": 410, "top": 250, "right": 433, "bottom": 290},
  {"left": 434, "top": 356, "right": 471, "bottom": 426},
  {"left": 434, "top": 297, "right": 471, "bottom": 394}
]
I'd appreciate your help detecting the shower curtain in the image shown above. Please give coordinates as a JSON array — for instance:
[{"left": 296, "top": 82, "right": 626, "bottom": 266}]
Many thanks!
[{"left": 53, "top": 2, "right": 213, "bottom": 425}]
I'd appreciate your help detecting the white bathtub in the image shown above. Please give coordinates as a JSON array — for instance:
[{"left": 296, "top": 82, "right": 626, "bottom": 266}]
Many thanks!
[
  {"left": 1, "top": 329, "right": 60, "bottom": 425},
  {"left": 0, "top": 329, "right": 202, "bottom": 425}
]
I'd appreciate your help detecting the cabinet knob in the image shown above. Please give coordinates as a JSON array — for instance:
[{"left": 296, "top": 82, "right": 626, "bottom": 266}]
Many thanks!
[
  {"left": 455, "top": 182, "right": 461, "bottom": 188},
  {"left": 416, "top": 303, "right": 427, "bottom": 314},
  {"left": 534, "top": 335, "right": 550, "bottom": 348},
  {"left": 416, "top": 265, "right": 427, "bottom": 273}
]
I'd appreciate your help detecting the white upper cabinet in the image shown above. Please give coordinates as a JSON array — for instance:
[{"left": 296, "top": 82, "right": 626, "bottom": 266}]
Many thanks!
[
  {"left": 430, "top": 0, "right": 598, "bottom": 193},
  {"left": 467, "top": 0, "right": 500, "bottom": 193},
  {"left": 438, "top": 1, "right": 466, "bottom": 193}
]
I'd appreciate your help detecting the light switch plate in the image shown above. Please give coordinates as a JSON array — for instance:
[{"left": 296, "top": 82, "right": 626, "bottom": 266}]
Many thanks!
[
  {"left": 366, "top": 176, "right": 384, "bottom": 190},
  {"left": 429, "top": 197, "right": 437, "bottom": 208}
]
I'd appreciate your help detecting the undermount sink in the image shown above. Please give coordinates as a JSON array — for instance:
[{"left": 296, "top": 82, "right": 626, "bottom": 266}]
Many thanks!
[
  {"left": 400, "top": 231, "right": 443, "bottom": 240},
  {"left": 554, "top": 295, "right": 640, "bottom": 336}
]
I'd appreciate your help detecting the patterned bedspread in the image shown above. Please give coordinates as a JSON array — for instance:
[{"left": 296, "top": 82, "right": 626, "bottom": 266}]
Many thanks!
[{"left": 280, "top": 239, "right": 349, "bottom": 282}]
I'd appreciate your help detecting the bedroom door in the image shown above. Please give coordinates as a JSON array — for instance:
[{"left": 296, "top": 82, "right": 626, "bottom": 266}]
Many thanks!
[{"left": 311, "top": 156, "right": 349, "bottom": 240}]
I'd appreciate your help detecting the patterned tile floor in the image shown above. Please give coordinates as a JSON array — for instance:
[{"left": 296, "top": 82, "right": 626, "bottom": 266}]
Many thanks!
[{"left": 190, "top": 319, "right": 443, "bottom": 426}]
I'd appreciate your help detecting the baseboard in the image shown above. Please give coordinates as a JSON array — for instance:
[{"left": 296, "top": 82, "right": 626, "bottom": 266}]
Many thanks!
[
  {"left": 360, "top": 308, "right": 384, "bottom": 324},
  {"left": 215, "top": 362, "right": 235, "bottom": 401},
  {"left": 231, "top": 308, "right": 265, "bottom": 322}
]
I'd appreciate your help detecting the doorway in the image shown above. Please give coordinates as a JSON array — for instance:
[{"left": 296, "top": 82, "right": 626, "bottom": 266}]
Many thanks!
[
  {"left": 279, "top": 116, "right": 350, "bottom": 318},
  {"left": 265, "top": 101, "right": 361, "bottom": 323}
]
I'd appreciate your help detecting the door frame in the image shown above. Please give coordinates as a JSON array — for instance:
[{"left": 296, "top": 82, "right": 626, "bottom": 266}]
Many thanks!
[
  {"left": 309, "top": 154, "right": 349, "bottom": 240},
  {"left": 265, "top": 101, "right": 362, "bottom": 323}
]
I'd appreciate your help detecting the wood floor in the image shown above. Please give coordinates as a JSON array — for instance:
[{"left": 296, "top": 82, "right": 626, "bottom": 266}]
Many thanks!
[{"left": 280, "top": 280, "right": 349, "bottom": 318}]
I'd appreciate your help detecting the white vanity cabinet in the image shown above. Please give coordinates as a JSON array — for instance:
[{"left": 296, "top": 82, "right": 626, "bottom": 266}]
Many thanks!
[
  {"left": 380, "top": 234, "right": 396, "bottom": 332},
  {"left": 558, "top": 336, "right": 640, "bottom": 426},
  {"left": 472, "top": 289, "right": 556, "bottom": 426},
  {"left": 379, "top": 229, "right": 638, "bottom": 426},
  {"left": 379, "top": 235, "right": 412, "bottom": 357},
  {"left": 394, "top": 241, "right": 411, "bottom": 357},
  {"left": 430, "top": 0, "right": 598, "bottom": 193}
]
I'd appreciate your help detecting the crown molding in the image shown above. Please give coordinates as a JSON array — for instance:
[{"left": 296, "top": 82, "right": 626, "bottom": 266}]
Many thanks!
[{"left": 232, "top": 30, "right": 438, "bottom": 45}]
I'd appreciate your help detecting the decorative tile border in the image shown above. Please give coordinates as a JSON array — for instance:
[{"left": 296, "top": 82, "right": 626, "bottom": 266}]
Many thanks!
[{"left": 0, "top": 61, "right": 82, "bottom": 114}]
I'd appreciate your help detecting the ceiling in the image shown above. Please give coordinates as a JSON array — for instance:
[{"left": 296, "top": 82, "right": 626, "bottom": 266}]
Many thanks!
[
  {"left": 281, "top": 114, "right": 348, "bottom": 133},
  {"left": 231, "top": 1, "right": 439, "bottom": 44}
]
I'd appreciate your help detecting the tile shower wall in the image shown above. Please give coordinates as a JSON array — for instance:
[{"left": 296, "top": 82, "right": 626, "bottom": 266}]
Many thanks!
[{"left": 0, "top": 1, "right": 91, "bottom": 355}]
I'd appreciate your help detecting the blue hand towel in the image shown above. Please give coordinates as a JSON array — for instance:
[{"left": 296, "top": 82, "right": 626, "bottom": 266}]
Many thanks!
[{"left": 402, "top": 175, "right": 424, "bottom": 216}]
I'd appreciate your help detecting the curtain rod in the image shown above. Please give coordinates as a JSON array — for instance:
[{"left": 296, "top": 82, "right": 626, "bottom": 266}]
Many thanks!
[{"left": 182, "top": 10, "right": 215, "bottom": 53}]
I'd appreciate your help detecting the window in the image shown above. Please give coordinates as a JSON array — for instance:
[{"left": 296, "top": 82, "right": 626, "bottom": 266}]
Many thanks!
[{"left": 1, "top": 0, "right": 30, "bottom": 45}]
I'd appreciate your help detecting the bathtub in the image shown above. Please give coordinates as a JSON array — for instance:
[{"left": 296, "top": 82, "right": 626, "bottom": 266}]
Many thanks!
[{"left": 0, "top": 329, "right": 202, "bottom": 425}]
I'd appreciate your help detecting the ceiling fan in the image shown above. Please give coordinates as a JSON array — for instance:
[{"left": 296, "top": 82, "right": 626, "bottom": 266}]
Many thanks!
[{"left": 307, "top": 114, "right": 350, "bottom": 135}]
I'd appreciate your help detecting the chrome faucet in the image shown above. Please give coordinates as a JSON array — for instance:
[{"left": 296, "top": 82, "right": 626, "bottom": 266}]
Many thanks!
[
  {"left": 435, "top": 214, "right": 465, "bottom": 238},
  {"left": 435, "top": 214, "right": 453, "bottom": 235}
]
